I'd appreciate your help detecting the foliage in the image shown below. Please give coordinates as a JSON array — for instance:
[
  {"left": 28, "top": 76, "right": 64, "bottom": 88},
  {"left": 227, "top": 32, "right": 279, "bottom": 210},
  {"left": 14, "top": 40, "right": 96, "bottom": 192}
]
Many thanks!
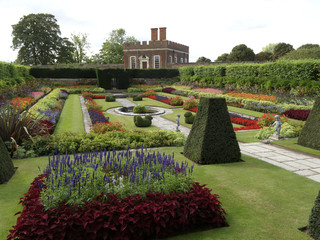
[
  {"left": 281, "top": 47, "right": 320, "bottom": 60},
  {"left": 99, "top": 28, "right": 137, "bottom": 64},
  {"left": 162, "top": 87, "right": 176, "bottom": 93},
  {"left": 184, "top": 111, "right": 195, "bottom": 124},
  {"left": 308, "top": 189, "right": 320, "bottom": 240},
  {"left": 11, "top": 97, "right": 36, "bottom": 111},
  {"left": 90, "top": 122, "right": 128, "bottom": 134},
  {"left": 12, "top": 13, "right": 64, "bottom": 65},
  {"left": 196, "top": 56, "right": 211, "bottom": 63},
  {"left": 273, "top": 42, "right": 294, "bottom": 60},
  {"left": 224, "top": 92, "right": 277, "bottom": 103},
  {"left": 183, "top": 98, "right": 199, "bottom": 110},
  {"left": 169, "top": 96, "right": 183, "bottom": 106},
  {"left": 227, "top": 44, "right": 255, "bottom": 62},
  {"left": 184, "top": 97, "right": 241, "bottom": 164},
  {"left": 283, "top": 109, "right": 311, "bottom": 121},
  {"left": 132, "top": 95, "right": 142, "bottom": 101},
  {"left": 88, "top": 110, "right": 109, "bottom": 124},
  {"left": 30, "top": 67, "right": 96, "bottom": 78},
  {"left": 143, "top": 89, "right": 157, "bottom": 96},
  {"left": 71, "top": 33, "right": 90, "bottom": 64},
  {"left": 0, "top": 136, "right": 14, "bottom": 184},
  {"left": 215, "top": 53, "right": 229, "bottom": 62},
  {"left": 56, "top": 37, "right": 75, "bottom": 64},
  {"left": 85, "top": 99, "right": 102, "bottom": 111},
  {"left": 105, "top": 95, "right": 115, "bottom": 102},
  {"left": 298, "top": 98, "right": 320, "bottom": 150},
  {"left": 133, "top": 104, "right": 147, "bottom": 113},
  {"left": 255, "top": 51, "right": 272, "bottom": 62},
  {"left": 134, "top": 115, "right": 152, "bottom": 127},
  {"left": 262, "top": 43, "right": 278, "bottom": 54},
  {"left": 255, "top": 122, "right": 301, "bottom": 139},
  {"left": 8, "top": 172, "right": 226, "bottom": 240}
]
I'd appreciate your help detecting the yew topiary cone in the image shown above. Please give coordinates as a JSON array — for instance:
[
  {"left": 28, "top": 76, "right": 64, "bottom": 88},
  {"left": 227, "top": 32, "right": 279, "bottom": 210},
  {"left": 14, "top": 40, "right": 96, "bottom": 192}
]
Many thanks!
[
  {"left": 0, "top": 137, "right": 15, "bottom": 184},
  {"left": 183, "top": 97, "right": 241, "bottom": 164},
  {"left": 309, "top": 190, "right": 320, "bottom": 240},
  {"left": 298, "top": 97, "right": 320, "bottom": 150}
]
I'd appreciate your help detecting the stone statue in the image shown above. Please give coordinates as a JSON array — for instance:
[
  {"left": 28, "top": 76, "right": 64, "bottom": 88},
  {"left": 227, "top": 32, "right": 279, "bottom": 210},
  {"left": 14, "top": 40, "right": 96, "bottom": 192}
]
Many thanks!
[
  {"left": 270, "top": 115, "right": 282, "bottom": 137},
  {"left": 176, "top": 114, "right": 181, "bottom": 132}
]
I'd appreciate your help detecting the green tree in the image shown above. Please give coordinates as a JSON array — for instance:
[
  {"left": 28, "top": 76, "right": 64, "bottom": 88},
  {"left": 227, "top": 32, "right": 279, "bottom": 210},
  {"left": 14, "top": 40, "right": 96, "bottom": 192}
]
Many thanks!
[
  {"left": 273, "top": 42, "right": 294, "bottom": 60},
  {"left": 196, "top": 56, "right": 211, "bottom": 63},
  {"left": 57, "top": 37, "right": 75, "bottom": 64},
  {"left": 227, "top": 44, "right": 255, "bottom": 62},
  {"left": 71, "top": 33, "right": 90, "bottom": 64},
  {"left": 262, "top": 43, "right": 278, "bottom": 54},
  {"left": 281, "top": 47, "right": 320, "bottom": 60},
  {"left": 215, "top": 53, "right": 229, "bottom": 62},
  {"left": 298, "top": 44, "right": 320, "bottom": 50},
  {"left": 99, "top": 29, "right": 137, "bottom": 64},
  {"left": 255, "top": 51, "right": 273, "bottom": 62},
  {"left": 12, "top": 13, "right": 62, "bottom": 65}
]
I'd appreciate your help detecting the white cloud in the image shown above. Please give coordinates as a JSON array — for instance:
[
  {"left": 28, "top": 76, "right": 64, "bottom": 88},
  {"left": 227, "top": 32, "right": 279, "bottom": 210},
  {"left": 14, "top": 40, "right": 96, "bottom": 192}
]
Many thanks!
[{"left": 0, "top": 0, "right": 320, "bottom": 63}]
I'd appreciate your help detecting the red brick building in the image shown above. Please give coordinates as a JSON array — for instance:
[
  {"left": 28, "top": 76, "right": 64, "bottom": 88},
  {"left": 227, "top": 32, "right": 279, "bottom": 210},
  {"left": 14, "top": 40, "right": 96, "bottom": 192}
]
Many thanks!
[{"left": 123, "top": 28, "right": 189, "bottom": 69}]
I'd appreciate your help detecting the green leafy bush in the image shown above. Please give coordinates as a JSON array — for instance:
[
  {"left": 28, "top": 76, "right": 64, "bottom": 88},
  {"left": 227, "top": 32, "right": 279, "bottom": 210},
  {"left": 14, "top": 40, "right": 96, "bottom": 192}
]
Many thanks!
[
  {"left": 309, "top": 190, "right": 320, "bottom": 240},
  {"left": 184, "top": 112, "right": 195, "bottom": 124},
  {"left": 134, "top": 115, "right": 152, "bottom": 127},
  {"left": 255, "top": 122, "right": 302, "bottom": 139},
  {"left": 183, "top": 98, "right": 199, "bottom": 110},
  {"left": 133, "top": 104, "right": 147, "bottom": 113},
  {"left": 105, "top": 95, "right": 115, "bottom": 102},
  {"left": 169, "top": 96, "right": 183, "bottom": 106},
  {"left": 132, "top": 95, "right": 143, "bottom": 101}
]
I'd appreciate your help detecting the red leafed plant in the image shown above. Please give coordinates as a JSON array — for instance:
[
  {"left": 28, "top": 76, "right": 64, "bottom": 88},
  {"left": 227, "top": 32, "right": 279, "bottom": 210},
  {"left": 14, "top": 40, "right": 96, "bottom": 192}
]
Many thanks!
[
  {"left": 8, "top": 176, "right": 227, "bottom": 240},
  {"left": 283, "top": 109, "right": 311, "bottom": 121},
  {"left": 93, "top": 95, "right": 106, "bottom": 99}
]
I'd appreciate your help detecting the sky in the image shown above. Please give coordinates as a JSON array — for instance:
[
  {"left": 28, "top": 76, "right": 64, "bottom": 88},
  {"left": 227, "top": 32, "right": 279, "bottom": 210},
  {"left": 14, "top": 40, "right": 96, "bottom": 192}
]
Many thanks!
[{"left": 1, "top": 0, "right": 320, "bottom": 63}]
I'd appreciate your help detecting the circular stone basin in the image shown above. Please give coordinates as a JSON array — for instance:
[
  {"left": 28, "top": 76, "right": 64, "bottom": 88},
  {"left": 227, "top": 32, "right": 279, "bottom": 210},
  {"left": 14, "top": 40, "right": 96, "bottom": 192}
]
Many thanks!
[{"left": 114, "top": 106, "right": 165, "bottom": 116}]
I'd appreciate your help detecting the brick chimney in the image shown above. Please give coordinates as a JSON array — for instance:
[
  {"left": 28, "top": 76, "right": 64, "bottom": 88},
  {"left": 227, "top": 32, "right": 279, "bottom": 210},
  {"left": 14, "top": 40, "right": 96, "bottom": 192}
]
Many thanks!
[
  {"left": 151, "top": 28, "right": 158, "bottom": 41},
  {"left": 159, "top": 27, "right": 166, "bottom": 40}
]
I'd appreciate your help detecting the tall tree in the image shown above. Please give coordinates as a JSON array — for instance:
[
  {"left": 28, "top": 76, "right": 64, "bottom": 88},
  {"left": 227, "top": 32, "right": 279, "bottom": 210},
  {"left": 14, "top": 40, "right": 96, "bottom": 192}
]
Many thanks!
[
  {"left": 262, "top": 43, "right": 278, "bottom": 54},
  {"left": 298, "top": 44, "right": 320, "bottom": 50},
  {"left": 71, "top": 33, "right": 90, "bottom": 64},
  {"left": 215, "top": 53, "right": 229, "bottom": 62},
  {"left": 227, "top": 44, "right": 255, "bottom": 62},
  {"left": 273, "top": 42, "right": 294, "bottom": 60},
  {"left": 255, "top": 51, "right": 273, "bottom": 62},
  {"left": 12, "top": 13, "right": 62, "bottom": 65},
  {"left": 57, "top": 37, "right": 75, "bottom": 64},
  {"left": 99, "top": 29, "right": 137, "bottom": 64},
  {"left": 196, "top": 56, "right": 211, "bottom": 63}
]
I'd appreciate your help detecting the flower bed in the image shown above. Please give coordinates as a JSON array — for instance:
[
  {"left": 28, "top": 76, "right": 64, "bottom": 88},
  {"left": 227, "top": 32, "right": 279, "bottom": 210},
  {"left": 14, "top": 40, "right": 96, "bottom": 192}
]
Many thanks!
[
  {"left": 224, "top": 92, "right": 277, "bottom": 103},
  {"left": 11, "top": 97, "right": 36, "bottom": 110},
  {"left": 30, "top": 91, "right": 45, "bottom": 100},
  {"left": 283, "top": 109, "right": 311, "bottom": 121},
  {"left": 188, "top": 107, "right": 261, "bottom": 131},
  {"left": 193, "top": 88, "right": 223, "bottom": 94},
  {"left": 162, "top": 87, "right": 176, "bottom": 93},
  {"left": 8, "top": 149, "right": 227, "bottom": 239},
  {"left": 88, "top": 110, "right": 109, "bottom": 125},
  {"left": 90, "top": 122, "right": 128, "bottom": 133},
  {"left": 148, "top": 95, "right": 183, "bottom": 106}
]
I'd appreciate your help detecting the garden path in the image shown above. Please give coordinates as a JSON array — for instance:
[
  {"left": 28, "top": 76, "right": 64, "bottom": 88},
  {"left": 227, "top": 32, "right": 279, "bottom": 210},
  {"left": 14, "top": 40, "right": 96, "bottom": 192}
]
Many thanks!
[{"left": 86, "top": 98, "right": 320, "bottom": 183}]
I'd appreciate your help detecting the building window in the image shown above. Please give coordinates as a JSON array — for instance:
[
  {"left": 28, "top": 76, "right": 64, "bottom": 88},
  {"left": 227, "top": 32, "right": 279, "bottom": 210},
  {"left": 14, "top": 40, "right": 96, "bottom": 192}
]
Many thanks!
[
  {"left": 154, "top": 55, "right": 160, "bottom": 68},
  {"left": 130, "top": 56, "right": 136, "bottom": 69},
  {"left": 169, "top": 56, "right": 172, "bottom": 64},
  {"left": 180, "top": 58, "right": 183, "bottom": 63},
  {"left": 185, "top": 58, "right": 188, "bottom": 63},
  {"left": 174, "top": 56, "right": 177, "bottom": 63}
]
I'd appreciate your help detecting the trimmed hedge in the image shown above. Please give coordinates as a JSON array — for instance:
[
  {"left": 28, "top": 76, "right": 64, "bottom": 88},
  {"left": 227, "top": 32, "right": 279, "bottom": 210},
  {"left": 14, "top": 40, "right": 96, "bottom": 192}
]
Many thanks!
[
  {"left": 134, "top": 115, "right": 152, "bottom": 127},
  {"left": 30, "top": 67, "right": 96, "bottom": 78},
  {"left": 184, "top": 111, "right": 195, "bottom": 124},
  {"left": 0, "top": 137, "right": 15, "bottom": 184},
  {"left": 0, "top": 62, "right": 33, "bottom": 87},
  {"left": 183, "top": 97, "right": 241, "bottom": 164},
  {"left": 298, "top": 98, "right": 320, "bottom": 150},
  {"left": 105, "top": 95, "right": 115, "bottom": 102},
  {"left": 309, "top": 189, "right": 320, "bottom": 240}
]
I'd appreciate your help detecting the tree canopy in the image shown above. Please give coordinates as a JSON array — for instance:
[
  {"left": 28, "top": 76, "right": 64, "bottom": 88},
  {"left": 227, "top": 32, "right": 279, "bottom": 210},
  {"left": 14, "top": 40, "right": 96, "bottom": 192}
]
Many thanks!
[
  {"left": 71, "top": 33, "right": 90, "bottom": 64},
  {"left": 99, "top": 29, "right": 137, "bottom": 64},
  {"left": 281, "top": 46, "right": 320, "bottom": 60},
  {"left": 227, "top": 44, "right": 255, "bottom": 62},
  {"left": 215, "top": 53, "right": 229, "bottom": 62},
  {"left": 273, "top": 42, "right": 294, "bottom": 60},
  {"left": 12, "top": 13, "right": 65, "bottom": 65},
  {"left": 196, "top": 56, "right": 211, "bottom": 63}
]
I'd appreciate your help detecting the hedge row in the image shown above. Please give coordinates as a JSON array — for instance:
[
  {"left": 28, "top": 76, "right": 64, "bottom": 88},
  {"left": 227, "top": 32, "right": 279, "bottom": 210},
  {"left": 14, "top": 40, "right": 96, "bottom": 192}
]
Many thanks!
[
  {"left": 179, "top": 60, "right": 320, "bottom": 82},
  {"left": 29, "top": 67, "right": 97, "bottom": 78},
  {"left": 0, "top": 62, "right": 33, "bottom": 86}
]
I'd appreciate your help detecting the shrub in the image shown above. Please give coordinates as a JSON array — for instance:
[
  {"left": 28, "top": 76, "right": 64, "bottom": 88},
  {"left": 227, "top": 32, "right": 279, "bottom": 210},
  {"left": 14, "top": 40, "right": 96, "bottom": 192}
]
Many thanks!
[
  {"left": 81, "top": 92, "right": 94, "bottom": 98},
  {"left": 184, "top": 97, "right": 241, "bottom": 164},
  {"left": 132, "top": 95, "right": 142, "bottom": 101},
  {"left": 255, "top": 122, "right": 302, "bottom": 139},
  {"left": 184, "top": 111, "right": 195, "bottom": 124},
  {"left": 298, "top": 97, "right": 320, "bottom": 150},
  {"left": 105, "top": 95, "right": 115, "bottom": 102},
  {"left": 309, "top": 189, "right": 320, "bottom": 240},
  {"left": 257, "top": 113, "right": 288, "bottom": 127},
  {"left": 134, "top": 115, "right": 152, "bottom": 127},
  {"left": 143, "top": 89, "right": 156, "bottom": 97},
  {"left": 169, "top": 96, "right": 183, "bottom": 106},
  {"left": 90, "top": 122, "right": 128, "bottom": 133},
  {"left": 133, "top": 104, "right": 147, "bottom": 113},
  {"left": 162, "top": 87, "right": 176, "bottom": 93},
  {"left": 0, "top": 136, "right": 14, "bottom": 184}
]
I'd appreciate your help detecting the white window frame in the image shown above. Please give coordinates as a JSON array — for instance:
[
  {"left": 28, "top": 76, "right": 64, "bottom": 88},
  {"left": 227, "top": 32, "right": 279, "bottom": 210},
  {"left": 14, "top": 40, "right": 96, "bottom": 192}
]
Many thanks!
[
  {"left": 154, "top": 55, "right": 160, "bottom": 68},
  {"left": 180, "top": 57, "right": 183, "bottom": 63},
  {"left": 185, "top": 58, "right": 188, "bottom": 63},
  {"left": 169, "top": 56, "right": 172, "bottom": 64},
  {"left": 174, "top": 56, "right": 177, "bottom": 63},
  {"left": 130, "top": 56, "right": 136, "bottom": 69}
]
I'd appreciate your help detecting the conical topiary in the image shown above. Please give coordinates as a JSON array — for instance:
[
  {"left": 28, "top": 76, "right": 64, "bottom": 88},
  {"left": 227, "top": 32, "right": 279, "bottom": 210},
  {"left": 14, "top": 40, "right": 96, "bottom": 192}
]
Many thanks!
[
  {"left": 298, "top": 97, "right": 320, "bottom": 150},
  {"left": 308, "top": 190, "right": 320, "bottom": 240},
  {"left": 0, "top": 137, "right": 15, "bottom": 184},
  {"left": 183, "top": 97, "right": 241, "bottom": 164}
]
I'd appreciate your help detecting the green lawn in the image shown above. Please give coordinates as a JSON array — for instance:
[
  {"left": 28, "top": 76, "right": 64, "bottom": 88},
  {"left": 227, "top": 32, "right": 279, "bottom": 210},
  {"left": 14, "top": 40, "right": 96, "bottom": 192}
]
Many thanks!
[
  {"left": 272, "top": 138, "right": 320, "bottom": 157},
  {"left": 1, "top": 148, "right": 319, "bottom": 239},
  {"left": 54, "top": 94, "right": 85, "bottom": 134},
  {"left": 95, "top": 99, "right": 122, "bottom": 111}
]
